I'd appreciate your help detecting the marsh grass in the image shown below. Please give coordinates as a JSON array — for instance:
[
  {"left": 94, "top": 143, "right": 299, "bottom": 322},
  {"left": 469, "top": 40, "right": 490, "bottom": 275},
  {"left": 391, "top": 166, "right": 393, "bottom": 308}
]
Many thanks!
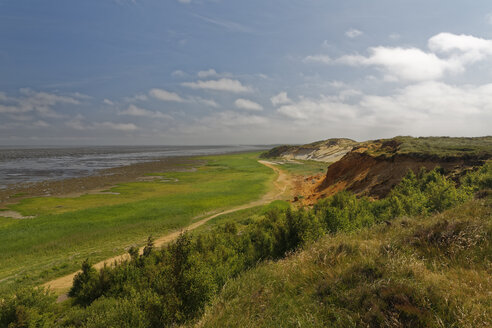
[{"left": 0, "top": 152, "right": 274, "bottom": 293}]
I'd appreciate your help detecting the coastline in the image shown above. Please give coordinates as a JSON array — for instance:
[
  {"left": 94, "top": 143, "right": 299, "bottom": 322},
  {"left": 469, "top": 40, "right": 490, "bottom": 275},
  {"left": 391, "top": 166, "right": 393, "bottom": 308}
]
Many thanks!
[
  {"left": 0, "top": 156, "right": 203, "bottom": 207},
  {"left": 0, "top": 149, "right": 264, "bottom": 208}
]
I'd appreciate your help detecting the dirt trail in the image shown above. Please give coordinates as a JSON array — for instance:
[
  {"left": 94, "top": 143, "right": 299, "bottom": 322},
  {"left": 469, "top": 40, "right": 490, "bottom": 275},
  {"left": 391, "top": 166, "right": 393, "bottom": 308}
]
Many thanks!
[{"left": 43, "top": 161, "right": 292, "bottom": 296}]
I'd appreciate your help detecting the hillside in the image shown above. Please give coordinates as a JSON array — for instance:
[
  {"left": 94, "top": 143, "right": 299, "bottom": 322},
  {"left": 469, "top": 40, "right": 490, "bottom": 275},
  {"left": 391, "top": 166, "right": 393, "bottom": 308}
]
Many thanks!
[
  {"left": 297, "top": 136, "right": 492, "bottom": 204},
  {"left": 196, "top": 197, "right": 492, "bottom": 328},
  {"left": 260, "top": 138, "right": 358, "bottom": 162}
]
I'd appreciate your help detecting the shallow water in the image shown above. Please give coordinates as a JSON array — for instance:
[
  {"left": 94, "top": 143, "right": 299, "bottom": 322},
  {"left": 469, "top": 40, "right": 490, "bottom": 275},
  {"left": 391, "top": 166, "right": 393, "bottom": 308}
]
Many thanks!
[{"left": 0, "top": 145, "right": 268, "bottom": 188}]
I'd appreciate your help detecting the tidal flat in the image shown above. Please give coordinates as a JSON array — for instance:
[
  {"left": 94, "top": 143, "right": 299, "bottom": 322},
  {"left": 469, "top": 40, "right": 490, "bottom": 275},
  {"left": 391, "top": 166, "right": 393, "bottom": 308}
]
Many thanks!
[{"left": 0, "top": 152, "right": 275, "bottom": 295}]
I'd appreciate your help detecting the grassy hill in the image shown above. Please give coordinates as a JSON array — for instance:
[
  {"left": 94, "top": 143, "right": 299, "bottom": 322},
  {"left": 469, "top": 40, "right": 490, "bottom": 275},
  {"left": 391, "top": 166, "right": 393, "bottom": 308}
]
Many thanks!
[
  {"left": 356, "top": 136, "right": 492, "bottom": 159},
  {"left": 196, "top": 197, "right": 491, "bottom": 328}
]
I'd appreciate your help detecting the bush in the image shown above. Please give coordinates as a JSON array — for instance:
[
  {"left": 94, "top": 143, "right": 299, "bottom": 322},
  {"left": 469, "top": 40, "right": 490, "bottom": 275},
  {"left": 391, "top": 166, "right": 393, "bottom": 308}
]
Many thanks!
[
  {"left": 0, "top": 288, "right": 56, "bottom": 328},
  {"left": 68, "top": 259, "right": 103, "bottom": 306}
]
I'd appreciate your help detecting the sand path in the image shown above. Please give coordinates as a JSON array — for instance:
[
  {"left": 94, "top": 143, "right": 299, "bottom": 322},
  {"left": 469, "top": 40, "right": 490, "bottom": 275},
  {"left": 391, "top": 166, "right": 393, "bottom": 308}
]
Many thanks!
[{"left": 43, "top": 161, "right": 292, "bottom": 296}]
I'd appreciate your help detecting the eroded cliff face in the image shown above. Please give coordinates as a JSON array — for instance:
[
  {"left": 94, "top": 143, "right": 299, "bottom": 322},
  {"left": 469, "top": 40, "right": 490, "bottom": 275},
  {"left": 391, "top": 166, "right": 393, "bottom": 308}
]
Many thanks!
[
  {"left": 295, "top": 140, "right": 487, "bottom": 205},
  {"left": 261, "top": 138, "right": 358, "bottom": 162},
  {"left": 320, "top": 152, "right": 477, "bottom": 196}
]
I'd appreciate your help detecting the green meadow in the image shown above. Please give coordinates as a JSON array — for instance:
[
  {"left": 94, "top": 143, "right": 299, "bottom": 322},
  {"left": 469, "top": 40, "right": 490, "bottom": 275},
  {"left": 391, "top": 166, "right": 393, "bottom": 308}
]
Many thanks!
[{"left": 0, "top": 152, "right": 275, "bottom": 294}]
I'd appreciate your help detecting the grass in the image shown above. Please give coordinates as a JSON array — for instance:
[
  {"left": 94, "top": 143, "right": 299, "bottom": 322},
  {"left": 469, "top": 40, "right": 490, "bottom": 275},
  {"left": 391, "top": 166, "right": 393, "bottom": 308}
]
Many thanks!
[
  {"left": 365, "top": 136, "right": 492, "bottom": 158},
  {"left": 191, "top": 200, "right": 291, "bottom": 235},
  {"left": 0, "top": 152, "right": 275, "bottom": 294},
  {"left": 196, "top": 197, "right": 492, "bottom": 328},
  {"left": 261, "top": 159, "right": 328, "bottom": 177}
]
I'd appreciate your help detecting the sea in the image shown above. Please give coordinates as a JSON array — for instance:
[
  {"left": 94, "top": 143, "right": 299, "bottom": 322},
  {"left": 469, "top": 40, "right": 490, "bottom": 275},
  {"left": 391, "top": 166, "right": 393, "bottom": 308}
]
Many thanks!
[{"left": 0, "top": 145, "right": 270, "bottom": 189}]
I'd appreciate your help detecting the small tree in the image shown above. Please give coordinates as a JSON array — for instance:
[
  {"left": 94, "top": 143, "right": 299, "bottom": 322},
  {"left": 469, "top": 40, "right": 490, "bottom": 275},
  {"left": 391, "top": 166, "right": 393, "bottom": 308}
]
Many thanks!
[
  {"left": 143, "top": 235, "right": 154, "bottom": 257},
  {"left": 69, "top": 259, "right": 101, "bottom": 306}
]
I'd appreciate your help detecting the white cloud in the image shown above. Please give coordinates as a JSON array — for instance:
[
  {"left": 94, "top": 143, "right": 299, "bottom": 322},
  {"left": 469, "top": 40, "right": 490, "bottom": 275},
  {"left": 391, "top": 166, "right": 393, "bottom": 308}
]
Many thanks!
[
  {"left": 428, "top": 33, "right": 492, "bottom": 63},
  {"left": 235, "top": 98, "right": 263, "bottom": 111},
  {"left": 182, "top": 78, "right": 252, "bottom": 93},
  {"left": 389, "top": 33, "right": 401, "bottom": 40},
  {"left": 304, "top": 55, "right": 332, "bottom": 64},
  {"left": 202, "top": 111, "right": 268, "bottom": 127},
  {"left": 337, "top": 47, "right": 458, "bottom": 81},
  {"left": 95, "top": 122, "right": 138, "bottom": 131},
  {"left": 0, "top": 104, "right": 21, "bottom": 114},
  {"left": 192, "top": 97, "right": 219, "bottom": 108},
  {"left": 486, "top": 13, "right": 492, "bottom": 24},
  {"left": 0, "top": 88, "right": 79, "bottom": 117},
  {"left": 171, "top": 70, "right": 187, "bottom": 78},
  {"left": 103, "top": 99, "right": 114, "bottom": 106},
  {"left": 306, "top": 33, "right": 492, "bottom": 82},
  {"left": 197, "top": 69, "right": 218, "bottom": 78},
  {"left": 124, "top": 94, "right": 148, "bottom": 102},
  {"left": 270, "top": 92, "right": 292, "bottom": 106},
  {"left": 277, "top": 97, "right": 357, "bottom": 121},
  {"left": 70, "top": 92, "right": 92, "bottom": 100},
  {"left": 32, "top": 120, "right": 50, "bottom": 128},
  {"left": 7, "top": 114, "right": 33, "bottom": 121},
  {"left": 66, "top": 114, "right": 87, "bottom": 130},
  {"left": 328, "top": 81, "right": 348, "bottom": 89},
  {"left": 149, "top": 88, "right": 184, "bottom": 102},
  {"left": 276, "top": 81, "right": 492, "bottom": 137},
  {"left": 119, "top": 104, "right": 173, "bottom": 119},
  {"left": 178, "top": 0, "right": 191, "bottom": 3},
  {"left": 193, "top": 14, "right": 253, "bottom": 33},
  {"left": 360, "top": 81, "right": 492, "bottom": 117},
  {"left": 66, "top": 114, "right": 138, "bottom": 131},
  {"left": 345, "top": 28, "right": 363, "bottom": 38}
]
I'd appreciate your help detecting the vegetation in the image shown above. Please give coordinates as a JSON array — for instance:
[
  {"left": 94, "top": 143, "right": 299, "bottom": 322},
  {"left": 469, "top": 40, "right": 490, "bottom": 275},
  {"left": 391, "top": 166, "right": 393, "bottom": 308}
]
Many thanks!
[
  {"left": 270, "top": 160, "right": 328, "bottom": 176},
  {"left": 1, "top": 162, "right": 490, "bottom": 327},
  {"left": 199, "top": 198, "right": 491, "bottom": 328},
  {"left": 362, "top": 136, "right": 492, "bottom": 158},
  {"left": 0, "top": 152, "right": 274, "bottom": 294},
  {"left": 260, "top": 145, "right": 296, "bottom": 159}
]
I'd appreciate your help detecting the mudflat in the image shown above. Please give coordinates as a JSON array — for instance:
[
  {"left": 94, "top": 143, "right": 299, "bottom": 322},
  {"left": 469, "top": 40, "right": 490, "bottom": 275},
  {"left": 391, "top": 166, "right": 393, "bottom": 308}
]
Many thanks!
[{"left": 0, "top": 156, "right": 204, "bottom": 207}]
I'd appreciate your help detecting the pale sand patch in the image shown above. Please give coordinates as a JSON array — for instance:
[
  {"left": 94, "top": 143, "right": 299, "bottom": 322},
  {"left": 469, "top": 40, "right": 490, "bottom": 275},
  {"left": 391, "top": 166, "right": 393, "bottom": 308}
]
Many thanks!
[
  {"left": 55, "top": 187, "right": 120, "bottom": 198},
  {"left": 0, "top": 210, "right": 34, "bottom": 219},
  {"left": 42, "top": 161, "right": 293, "bottom": 297}
]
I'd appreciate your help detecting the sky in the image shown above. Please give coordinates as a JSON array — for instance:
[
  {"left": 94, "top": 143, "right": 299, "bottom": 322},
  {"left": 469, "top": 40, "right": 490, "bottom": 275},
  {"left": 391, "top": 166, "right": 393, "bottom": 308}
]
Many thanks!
[{"left": 1, "top": 0, "right": 492, "bottom": 145}]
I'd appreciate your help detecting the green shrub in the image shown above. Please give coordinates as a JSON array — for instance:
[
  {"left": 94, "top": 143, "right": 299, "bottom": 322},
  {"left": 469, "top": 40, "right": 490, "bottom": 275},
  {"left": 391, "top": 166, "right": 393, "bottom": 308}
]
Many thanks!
[{"left": 0, "top": 288, "right": 56, "bottom": 328}]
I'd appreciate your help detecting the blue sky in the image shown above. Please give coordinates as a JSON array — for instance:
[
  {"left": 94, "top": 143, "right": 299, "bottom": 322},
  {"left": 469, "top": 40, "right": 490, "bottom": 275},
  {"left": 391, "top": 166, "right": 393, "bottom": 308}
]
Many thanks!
[{"left": 1, "top": 0, "right": 492, "bottom": 145}]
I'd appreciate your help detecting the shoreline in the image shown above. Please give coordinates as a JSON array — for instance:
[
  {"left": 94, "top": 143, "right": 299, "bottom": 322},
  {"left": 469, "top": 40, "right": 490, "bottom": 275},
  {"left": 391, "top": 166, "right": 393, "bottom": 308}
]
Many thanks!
[
  {"left": 0, "top": 149, "right": 265, "bottom": 208},
  {"left": 0, "top": 155, "right": 202, "bottom": 208}
]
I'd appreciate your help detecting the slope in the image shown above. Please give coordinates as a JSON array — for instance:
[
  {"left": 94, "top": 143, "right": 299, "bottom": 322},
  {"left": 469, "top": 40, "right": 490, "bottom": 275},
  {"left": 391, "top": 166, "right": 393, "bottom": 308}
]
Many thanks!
[{"left": 196, "top": 197, "right": 492, "bottom": 328}]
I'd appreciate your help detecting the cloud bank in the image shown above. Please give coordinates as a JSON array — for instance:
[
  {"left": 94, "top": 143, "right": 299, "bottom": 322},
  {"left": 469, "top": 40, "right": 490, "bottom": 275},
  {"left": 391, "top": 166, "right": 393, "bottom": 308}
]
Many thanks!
[{"left": 306, "top": 32, "right": 492, "bottom": 82}]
